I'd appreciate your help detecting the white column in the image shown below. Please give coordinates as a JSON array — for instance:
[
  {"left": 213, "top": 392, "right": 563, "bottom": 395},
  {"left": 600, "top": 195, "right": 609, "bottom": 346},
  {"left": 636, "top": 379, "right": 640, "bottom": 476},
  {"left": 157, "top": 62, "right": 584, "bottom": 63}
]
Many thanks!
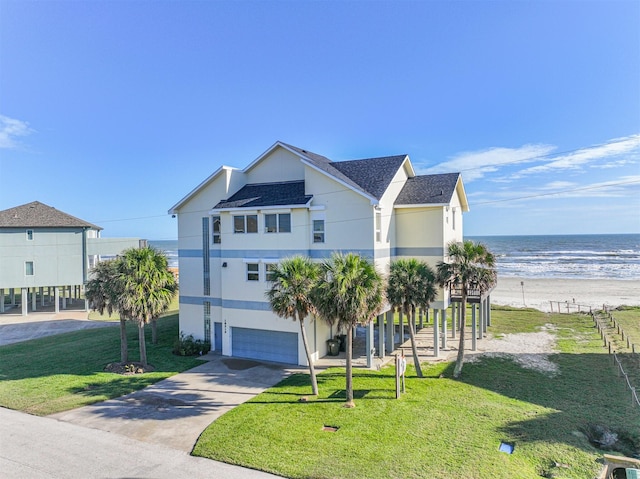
[
  {"left": 54, "top": 287, "right": 60, "bottom": 313},
  {"left": 31, "top": 288, "right": 37, "bottom": 311},
  {"left": 21, "top": 288, "right": 28, "bottom": 316},
  {"left": 385, "top": 310, "right": 394, "bottom": 353},
  {"left": 433, "top": 309, "right": 440, "bottom": 357},
  {"left": 366, "top": 321, "right": 374, "bottom": 368},
  {"left": 399, "top": 311, "right": 404, "bottom": 344},
  {"left": 0, "top": 288, "right": 4, "bottom": 313},
  {"left": 377, "top": 314, "right": 385, "bottom": 358},
  {"left": 62, "top": 286, "right": 67, "bottom": 310},
  {"left": 40, "top": 287, "right": 45, "bottom": 306},
  {"left": 471, "top": 304, "right": 477, "bottom": 351},
  {"left": 451, "top": 303, "right": 457, "bottom": 340},
  {"left": 441, "top": 309, "right": 447, "bottom": 349},
  {"left": 10, "top": 288, "right": 15, "bottom": 306}
]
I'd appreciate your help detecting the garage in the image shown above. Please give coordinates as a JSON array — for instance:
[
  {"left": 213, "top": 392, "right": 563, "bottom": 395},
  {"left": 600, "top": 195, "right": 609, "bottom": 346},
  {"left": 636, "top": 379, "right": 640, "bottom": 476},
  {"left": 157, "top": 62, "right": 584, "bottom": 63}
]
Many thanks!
[{"left": 231, "top": 327, "right": 298, "bottom": 365}]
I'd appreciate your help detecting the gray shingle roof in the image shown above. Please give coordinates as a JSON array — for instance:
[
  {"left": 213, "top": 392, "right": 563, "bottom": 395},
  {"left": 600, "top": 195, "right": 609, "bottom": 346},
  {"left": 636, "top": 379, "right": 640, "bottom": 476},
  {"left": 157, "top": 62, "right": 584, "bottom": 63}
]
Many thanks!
[
  {"left": 214, "top": 180, "right": 312, "bottom": 209},
  {"left": 394, "top": 173, "right": 461, "bottom": 206},
  {"left": 281, "top": 143, "right": 370, "bottom": 198},
  {"left": 282, "top": 142, "right": 407, "bottom": 200},
  {"left": 331, "top": 155, "right": 407, "bottom": 200},
  {"left": 0, "top": 201, "right": 101, "bottom": 229}
]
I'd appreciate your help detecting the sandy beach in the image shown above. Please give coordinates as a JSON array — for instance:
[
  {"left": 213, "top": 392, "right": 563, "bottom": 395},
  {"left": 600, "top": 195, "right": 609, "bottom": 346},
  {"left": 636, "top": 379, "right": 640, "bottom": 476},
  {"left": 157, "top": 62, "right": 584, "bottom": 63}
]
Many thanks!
[{"left": 490, "top": 276, "right": 640, "bottom": 312}]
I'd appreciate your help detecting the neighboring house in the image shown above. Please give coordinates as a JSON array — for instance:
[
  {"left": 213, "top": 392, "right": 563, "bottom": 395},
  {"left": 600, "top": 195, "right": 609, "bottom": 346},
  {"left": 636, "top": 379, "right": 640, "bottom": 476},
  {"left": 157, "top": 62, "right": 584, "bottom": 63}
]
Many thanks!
[
  {"left": 0, "top": 201, "right": 142, "bottom": 315},
  {"left": 169, "top": 141, "right": 470, "bottom": 366}
]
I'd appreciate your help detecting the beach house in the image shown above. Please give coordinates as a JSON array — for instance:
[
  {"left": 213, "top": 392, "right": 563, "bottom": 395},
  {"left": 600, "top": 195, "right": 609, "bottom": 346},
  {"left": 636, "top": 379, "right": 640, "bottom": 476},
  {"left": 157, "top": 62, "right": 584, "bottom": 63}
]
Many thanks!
[
  {"left": 169, "top": 141, "right": 470, "bottom": 366},
  {"left": 0, "top": 201, "right": 142, "bottom": 315}
]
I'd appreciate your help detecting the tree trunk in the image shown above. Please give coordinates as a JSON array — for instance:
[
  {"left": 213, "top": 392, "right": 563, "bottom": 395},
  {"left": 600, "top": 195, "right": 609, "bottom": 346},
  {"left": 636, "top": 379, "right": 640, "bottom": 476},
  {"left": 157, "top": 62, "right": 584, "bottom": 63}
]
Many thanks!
[
  {"left": 138, "top": 321, "right": 148, "bottom": 368},
  {"left": 453, "top": 294, "right": 467, "bottom": 379},
  {"left": 408, "top": 308, "right": 423, "bottom": 378},
  {"left": 298, "top": 316, "right": 318, "bottom": 395},
  {"left": 344, "top": 325, "right": 355, "bottom": 408},
  {"left": 151, "top": 318, "right": 158, "bottom": 344},
  {"left": 119, "top": 317, "right": 128, "bottom": 363}
]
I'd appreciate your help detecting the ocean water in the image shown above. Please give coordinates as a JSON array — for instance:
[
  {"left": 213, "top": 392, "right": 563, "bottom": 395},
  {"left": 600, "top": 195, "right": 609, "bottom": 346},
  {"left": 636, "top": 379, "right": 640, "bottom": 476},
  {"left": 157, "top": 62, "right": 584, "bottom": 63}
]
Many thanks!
[
  {"left": 149, "top": 240, "right": 179, "bottom": 268},
  {"left": 150, "top": 234, "right": 640, "bottom": 281},
  {"left": 468, "top": 234, "right": 640, "bottom": 280}
]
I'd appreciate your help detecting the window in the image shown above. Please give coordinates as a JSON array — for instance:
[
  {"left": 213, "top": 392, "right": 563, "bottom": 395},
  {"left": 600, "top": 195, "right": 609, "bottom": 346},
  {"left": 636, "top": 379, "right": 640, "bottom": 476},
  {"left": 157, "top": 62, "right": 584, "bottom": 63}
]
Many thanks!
[
  {"left": 26, "top": 230, "right": 33, "bottom": 241},
  {"left": 313, "top": 219, "right": 325, "bottom": 243},
  {"left": 375, "top": 211, "right": 382, "bottom": 243},
  {"left": 25, "top": 261, "right": 34, "bottom": 276},
  {"left": 212, "top": 216, "right": 221, "bottom": 244},
  {"left": 452, "top": 208, "right": 456, "bottom": 230},
  {"left": 246, "top": 263, "right": 259, "bottom": 281},
  {"left": 264, "top": 213, "right": 291, "bottom": 233},
  {"left": 265, "top": 263, "right": 278, "bottom": 282},
  {"left": 234, "top": 215, "right": 258, "bottom": 234}
]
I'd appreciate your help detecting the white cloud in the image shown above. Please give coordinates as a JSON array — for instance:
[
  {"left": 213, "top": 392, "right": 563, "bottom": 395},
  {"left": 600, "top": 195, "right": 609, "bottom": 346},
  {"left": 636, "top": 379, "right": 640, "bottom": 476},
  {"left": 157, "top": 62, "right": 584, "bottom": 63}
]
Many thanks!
[
  {"left": 416, "top": 134, "right": 640, "bottom": 184},
  {"left": 0, "top": 115, "right": 33, "bottom": 149},
  {"left": 542, "top": 181, "right": 576, "bottom": 190},
  {"left": 416, "top": 144, "right": 556, "bottom": 182},
  {"left": 513, "top": 134, "right": 640, "bottom": 178}
]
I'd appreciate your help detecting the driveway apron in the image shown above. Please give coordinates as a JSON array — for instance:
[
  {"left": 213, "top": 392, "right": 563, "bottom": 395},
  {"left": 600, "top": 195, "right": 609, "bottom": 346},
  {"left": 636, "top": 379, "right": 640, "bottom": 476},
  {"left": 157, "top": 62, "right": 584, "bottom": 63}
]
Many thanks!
[{"left": 50, "top": 356, "right": 298, "bottom": 452}]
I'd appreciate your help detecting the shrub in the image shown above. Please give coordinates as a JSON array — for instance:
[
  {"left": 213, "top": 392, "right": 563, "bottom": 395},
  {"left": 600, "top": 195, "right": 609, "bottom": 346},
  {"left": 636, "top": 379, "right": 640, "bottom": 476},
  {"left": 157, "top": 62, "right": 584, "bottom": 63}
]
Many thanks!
[{"left": 173, "top": 332, "right": 211, "bottom": 356}]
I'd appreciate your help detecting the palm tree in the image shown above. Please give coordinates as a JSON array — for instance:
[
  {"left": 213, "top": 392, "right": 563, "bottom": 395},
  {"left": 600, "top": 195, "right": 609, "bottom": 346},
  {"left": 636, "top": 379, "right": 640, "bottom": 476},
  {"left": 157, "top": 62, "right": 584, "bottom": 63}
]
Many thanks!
[
  {"left": 436, "top": 240, "right": 496, "bottom": 379},
  {"left": 387, "top": 258, "right": 437, "bottom": 378},
  {"left": 117, "top": 247, "right": 178, "bottom": 367},
  {"left": 313, "top": 253, "right": 384, "bottom": 408},
  {"left": 266, "top": 256, "right": 321, "bottom": 396},
  {"left": 85, "top": 259, "right": 129, "bottom": 363}
]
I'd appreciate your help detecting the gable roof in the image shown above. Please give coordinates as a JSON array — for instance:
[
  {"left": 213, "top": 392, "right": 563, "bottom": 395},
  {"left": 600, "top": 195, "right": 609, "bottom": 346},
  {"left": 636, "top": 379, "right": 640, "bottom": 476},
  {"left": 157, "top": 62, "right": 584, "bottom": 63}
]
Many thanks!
[
  {"left": 281, "top": 143, "right": 413, "bottom": 202},
  {"left": 394, "top": 173, "right": 464, "bottom": 208},
  {"left": 213, "top": 180, "right": 312, "bottom": 210},
  {"left": 331, "top": 155, "right": 409, "bottom": 200},
  {"left": 0, "top": 201, "right": 101, "bottom": 229},
  {"left": 168, "top": 165, "right": 237, "bottom": 214}
]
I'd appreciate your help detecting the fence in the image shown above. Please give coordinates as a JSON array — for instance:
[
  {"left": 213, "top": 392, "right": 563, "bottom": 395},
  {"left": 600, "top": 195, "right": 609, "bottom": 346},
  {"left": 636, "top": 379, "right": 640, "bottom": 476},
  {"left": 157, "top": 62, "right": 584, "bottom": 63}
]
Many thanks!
[
  {"left": 591, "top": 309, "right": 640, "bottom": 408},
  {"left": 549, "top": 300, "right": 602, "bottom": 314}
]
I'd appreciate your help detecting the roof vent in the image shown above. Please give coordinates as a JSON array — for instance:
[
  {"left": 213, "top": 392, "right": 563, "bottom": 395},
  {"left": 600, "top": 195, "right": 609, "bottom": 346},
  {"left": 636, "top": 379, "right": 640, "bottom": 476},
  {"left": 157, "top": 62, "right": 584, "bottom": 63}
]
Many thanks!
[
  {"left": 13, "top": 213, "right": 19, "bottom": 218},
  {"left": 440, "top": 189, "right": 444, "bottom": 195}
]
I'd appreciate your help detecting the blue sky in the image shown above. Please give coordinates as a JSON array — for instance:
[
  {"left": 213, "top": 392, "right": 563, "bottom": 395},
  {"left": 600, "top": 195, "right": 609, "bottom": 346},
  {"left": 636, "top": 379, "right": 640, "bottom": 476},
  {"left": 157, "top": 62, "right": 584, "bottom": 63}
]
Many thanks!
[{"left": 1, "top": 0, "right": 638, "bottom": 239}]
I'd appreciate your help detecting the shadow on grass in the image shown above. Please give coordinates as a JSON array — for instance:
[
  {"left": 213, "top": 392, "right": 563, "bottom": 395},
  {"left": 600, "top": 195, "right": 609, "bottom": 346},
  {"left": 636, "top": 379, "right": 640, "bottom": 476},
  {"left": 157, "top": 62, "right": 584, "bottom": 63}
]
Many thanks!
[{"left": 458, "top": 353, "right": 640, "bottom": 457}]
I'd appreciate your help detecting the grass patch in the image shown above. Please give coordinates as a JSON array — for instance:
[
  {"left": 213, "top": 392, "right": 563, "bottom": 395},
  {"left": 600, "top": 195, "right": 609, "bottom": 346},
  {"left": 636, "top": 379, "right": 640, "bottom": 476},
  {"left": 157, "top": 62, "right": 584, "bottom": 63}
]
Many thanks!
[
  {"left": 0, "top": 313, "right": 200, "bottom": 415},
  {"left": 193, "top": 309, "right": 638, "bottom": 479}
]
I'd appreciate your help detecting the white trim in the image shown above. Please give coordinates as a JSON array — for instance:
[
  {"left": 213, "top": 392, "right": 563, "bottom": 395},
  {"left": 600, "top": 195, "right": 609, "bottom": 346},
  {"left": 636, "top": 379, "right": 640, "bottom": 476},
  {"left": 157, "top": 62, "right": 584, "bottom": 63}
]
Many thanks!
[
  {"left": 242, "top": 258, "right": 261, "bottom": 263},
  {"left": 394, "top": 203, "right": 448, "bottom": 209},
  {"left": 309, "top": 205, "right": 326, "bottom": 211},
  {"left": 209, "top": 202, "right": 310, "bottom": 215},
  {"left": 169, "top": 165, "right": 238, "bottom": 214}
]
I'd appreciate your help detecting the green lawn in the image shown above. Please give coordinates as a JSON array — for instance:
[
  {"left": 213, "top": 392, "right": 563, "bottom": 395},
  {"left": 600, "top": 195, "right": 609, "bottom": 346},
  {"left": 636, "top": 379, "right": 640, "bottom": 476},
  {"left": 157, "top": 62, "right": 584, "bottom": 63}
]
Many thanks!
[
  {"left": 0, "top": 313, "right": 201, "bottom": 415},
  {"left": 193, "top": 309, "right": 639, "bottom": 479}
]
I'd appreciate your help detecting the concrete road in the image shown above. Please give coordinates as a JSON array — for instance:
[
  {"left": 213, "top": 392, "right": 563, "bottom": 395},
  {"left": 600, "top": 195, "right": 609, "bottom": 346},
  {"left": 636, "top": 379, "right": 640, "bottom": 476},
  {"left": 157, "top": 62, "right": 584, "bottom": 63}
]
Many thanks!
[{"left": 0, "top": 407, "right": 282, "bottom": 479}]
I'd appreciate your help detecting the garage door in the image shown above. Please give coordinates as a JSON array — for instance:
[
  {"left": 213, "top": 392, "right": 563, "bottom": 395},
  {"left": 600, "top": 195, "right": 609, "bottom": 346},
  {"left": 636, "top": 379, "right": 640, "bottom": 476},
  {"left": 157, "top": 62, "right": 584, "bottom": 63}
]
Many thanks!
[{"left": 231, "top": 327, "right": 298, "bottom": 365}]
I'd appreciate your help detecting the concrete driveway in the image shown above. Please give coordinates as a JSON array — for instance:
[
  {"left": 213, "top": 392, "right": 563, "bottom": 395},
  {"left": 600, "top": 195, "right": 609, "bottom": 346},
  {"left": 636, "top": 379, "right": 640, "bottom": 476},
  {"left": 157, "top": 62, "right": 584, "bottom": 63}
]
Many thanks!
[
  {"left": 51, "top": 356, "right": 299, "bottom": 452},
  {"left": 0, "top": 310, "right": 116, "bottom": 346},
  {"left": 1, "top": 407, "right": 281, "bottom": 479}
]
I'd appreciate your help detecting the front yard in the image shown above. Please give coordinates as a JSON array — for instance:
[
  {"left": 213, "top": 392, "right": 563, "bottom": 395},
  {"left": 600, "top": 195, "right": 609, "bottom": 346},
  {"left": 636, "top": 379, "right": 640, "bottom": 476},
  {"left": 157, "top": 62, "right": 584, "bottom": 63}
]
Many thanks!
[{"left": 192, "top": 308, "right": 639, "bottom": 479}]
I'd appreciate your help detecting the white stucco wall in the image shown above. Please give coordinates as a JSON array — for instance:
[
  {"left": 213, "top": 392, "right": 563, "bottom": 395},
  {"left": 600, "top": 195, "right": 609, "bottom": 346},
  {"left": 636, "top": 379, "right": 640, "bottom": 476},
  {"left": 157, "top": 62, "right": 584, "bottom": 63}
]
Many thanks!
[
  {"left": 304, "top": 167, "right": 373, "bottom": 253},
  {"left": 245, "top": 148, "right": 305, "bottom": 184}
]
